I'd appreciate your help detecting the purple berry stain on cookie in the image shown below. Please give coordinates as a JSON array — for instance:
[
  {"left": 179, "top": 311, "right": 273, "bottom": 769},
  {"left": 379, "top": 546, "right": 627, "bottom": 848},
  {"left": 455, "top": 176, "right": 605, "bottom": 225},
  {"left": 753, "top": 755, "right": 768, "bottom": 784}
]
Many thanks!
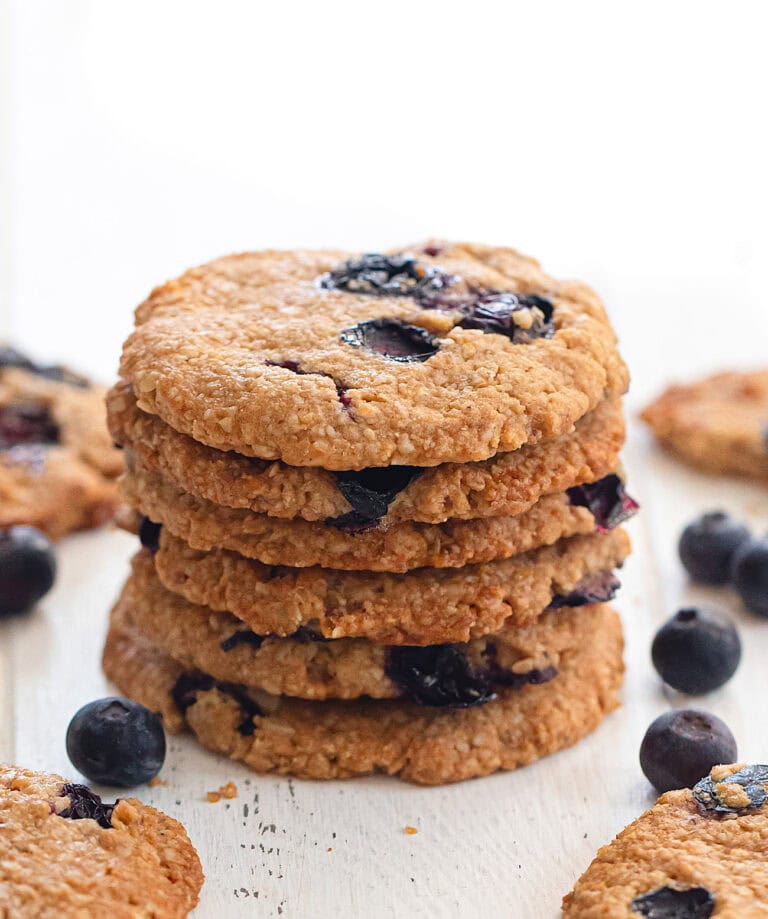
[
  {"left": 220, "top": 630, "right": 264, "bottom": 652},
  {"left": 340, "top": 318, "right": 440, "bottom": 363},
  {"left": 693, "top": 764, "right": 768, "bottom": 814},
  {"left": 320, "top": 253, "right": 453, "bottom": 297},
  {"left": 0, "top": 403, "right": 59, "bottom": 449},
  {"left": 386, "top": 644, "right": 497, "bottom": 707},
  {"left": 57, "top": 783, "right": 115, "bottom": 829},
  {"left": 630, "top": 886, "right": 714, "bottom": 918},
  {"left": 172, "top": 672, "right": 262, "bottom": 736},
  {"left": 138, "top": 517, "right": 162, "bottom": 554},
  {"left": 327, "top": 465, "right": 424, "bottom": 532},
  {"left": 567, "top": 474, "right": 639, "bottom": 532},
  {"left": 547, "top": 570, "right": 621, "bottom": 609}
]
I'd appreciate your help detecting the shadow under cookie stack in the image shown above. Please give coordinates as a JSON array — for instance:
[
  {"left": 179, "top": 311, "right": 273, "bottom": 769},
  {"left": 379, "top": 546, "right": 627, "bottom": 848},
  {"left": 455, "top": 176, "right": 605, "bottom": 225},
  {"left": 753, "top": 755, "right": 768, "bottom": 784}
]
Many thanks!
[{"left": 103, "top": 242, "right": 636, "bottom": 785}]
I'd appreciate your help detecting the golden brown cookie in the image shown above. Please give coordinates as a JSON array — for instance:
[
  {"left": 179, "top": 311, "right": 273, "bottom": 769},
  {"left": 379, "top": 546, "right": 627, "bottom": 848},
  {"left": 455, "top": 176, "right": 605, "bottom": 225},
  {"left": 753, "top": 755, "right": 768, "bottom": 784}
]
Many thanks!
[
  {"left": 120, "top": 243, "right": 628, "bottom": 469},
  {"left": 563, "top": 763, "right": 768, "bottom": 917},
  {"left": 102, "top": 598, "right": 624, "bottom": 785},
  {"left": 0, "top": 763, "right": 203, "bottom": 918},
  {"left": 122, "top": 465, "right": 636, "bottom": 572},
  {"left": 0, "top": 354, "right": 122, "bottom": 537},
  {"left": 123, "top": 550, "right": 620, "bottom": 701},
  {"left": 641, "top": 369, "right": 768, "bottom": 481},
  {"left": 109, "top": 380, "right": 625, "bottom": 524},
  {"left": 152, "top": 527, "right": 630, "bottom": 643}
]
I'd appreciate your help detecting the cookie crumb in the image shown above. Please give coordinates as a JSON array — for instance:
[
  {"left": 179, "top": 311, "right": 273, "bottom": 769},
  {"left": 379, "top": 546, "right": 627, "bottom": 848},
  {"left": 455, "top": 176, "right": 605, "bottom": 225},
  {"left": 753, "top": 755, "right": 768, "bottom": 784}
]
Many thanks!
[
  {"left": 404, "top": 825, "right": 418, "bottom": 835},
  {"left": 327, "top": 847, "right": 333, "bottom": 852},
  {"left": 207, "top": 781, "right": 238, "bottom": 803},
  {"left": 149, "top": 776, "right": 167, "bottom": 788}
]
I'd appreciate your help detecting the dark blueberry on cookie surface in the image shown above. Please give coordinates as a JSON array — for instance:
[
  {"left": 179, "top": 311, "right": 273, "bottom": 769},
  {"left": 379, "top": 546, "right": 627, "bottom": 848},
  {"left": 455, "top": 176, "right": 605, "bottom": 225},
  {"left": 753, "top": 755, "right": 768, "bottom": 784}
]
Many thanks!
[
  {"left": 639, "top": 709, "right": 737, "bottom": 793},
  {"left": 0, "top": 402, "right": 59, "bottom": 449},
  {"left": 66, "top": 697, "right": 166, "bottom": 787},
  {"left": 331, "top": 465, "right": 423, "bottom": 527},
  {"left": 566, "top": 474, "right": 639, "bottom": 532},
  {"left": 631, "top": 885, "right": 715, "bottom": 918},
  {"left": 138, "top": 516, "right": 162, "bottom": 554},
  {"left": 693, "top": 763, "right": 768, "bottom": 813},
  {"left": 455, "top": 292, "right": 555, "bottom": 343},
  {"left": 651, "top": 608, "right": 741, "bottom": 694},
  {"left": 340, "top": 318, "right": 440, "bottom": 363},
  {"left": 547, "top": 570, "right": 621, "bottom": 608},
  {"left": 385, "top": 645, "right": 496, "bottom": 707},
  {"left": 0, "top": 526, "right": 56, "bottom": 616},
  {"left": 731, "top": 536, "right": 768, "bottom": 617},
  {"left": 678, "top": 511, "right": 751, "bottom": 584},
  {"left": 320, "top": 253, "right": 452, "bottom": 297},
  {"left": 57, "top": 784, "right": 115, "bottom": 829}
]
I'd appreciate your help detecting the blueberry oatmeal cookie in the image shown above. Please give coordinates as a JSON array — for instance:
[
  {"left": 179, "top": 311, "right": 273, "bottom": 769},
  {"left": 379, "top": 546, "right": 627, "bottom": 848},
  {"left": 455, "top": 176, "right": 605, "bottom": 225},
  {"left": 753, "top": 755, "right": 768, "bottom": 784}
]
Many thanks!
[
  {"left": 121, "top": 465, "right": 636, "bottom": 572},
  {"left": 0, "top": 763, "right": 202, "bottom": 917},
  {"left": 0, "top": 347, "right": 121, "bottom": 537},
  {"left": 103, "top": 598, "right": 624, "bottom": 785},
  {"left": 151, "top": 527, "right": 630, "bottom": 644},
  {"left": 119, "top": 243, "right": 628, "bottom": 469},
  {"left": 563, "top": 764, "right": 768, "bottom": 917},
  {"left": 109, "top": 380, "right": 625, "bottom": 524},
  {"left": 642, "top": 370, "right": 768, "bottom": 481},
  {"left": 121, "top": 549, "right": 623, "bottom": 700}
]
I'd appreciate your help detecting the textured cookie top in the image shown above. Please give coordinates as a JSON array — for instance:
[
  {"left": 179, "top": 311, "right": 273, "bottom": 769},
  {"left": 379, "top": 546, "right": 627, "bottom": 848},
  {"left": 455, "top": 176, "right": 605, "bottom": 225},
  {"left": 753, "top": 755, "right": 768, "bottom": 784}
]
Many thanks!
[
  {"left": 120, "top": 242, "right": 628, "bottom": 468},
  {"left": 563, "top": 763, "right": 768, "bottom": 917},
  {"left": 0, "top": 763, "right": 202, "bottom": 918},
  {"left": 642, "top": 369, "right": 768, "bottom": 481}
]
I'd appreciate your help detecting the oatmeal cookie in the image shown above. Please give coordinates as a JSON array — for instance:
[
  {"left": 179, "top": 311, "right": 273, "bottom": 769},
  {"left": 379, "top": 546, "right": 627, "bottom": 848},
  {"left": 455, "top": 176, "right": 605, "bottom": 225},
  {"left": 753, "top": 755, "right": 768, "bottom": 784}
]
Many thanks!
[
  {"left": 641, "top": 370, "right": 768, "bottom": 481},
  {"left": 0, "top": 763, "right": 202, "bottom": 918},
  {"left": 123, "top": 550, "right": 620, "bottom": 701},
  {"left": 102, "top": 599, "right": 624, "bottom": 785},
  {"left": 122, "top": 466, "right": 635, "bottom": 572},
  {"left": 119, "top": 243, "right": 628, "bottom": 469},
  {"left": 563, "top": 763, "right": 768, "bottom": 917},
  {"left": 109, "top": 381, "right": 624, "bottom": 524},
  {"left": 152, "top": 527, "right": 630, "bottom": 644}
]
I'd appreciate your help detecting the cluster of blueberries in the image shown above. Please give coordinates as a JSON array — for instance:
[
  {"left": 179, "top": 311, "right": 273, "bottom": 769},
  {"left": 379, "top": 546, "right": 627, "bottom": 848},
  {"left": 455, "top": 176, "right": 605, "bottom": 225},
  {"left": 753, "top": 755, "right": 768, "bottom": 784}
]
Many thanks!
[{"left": 640, "top": 510, "right": 768, "bottom": 796}]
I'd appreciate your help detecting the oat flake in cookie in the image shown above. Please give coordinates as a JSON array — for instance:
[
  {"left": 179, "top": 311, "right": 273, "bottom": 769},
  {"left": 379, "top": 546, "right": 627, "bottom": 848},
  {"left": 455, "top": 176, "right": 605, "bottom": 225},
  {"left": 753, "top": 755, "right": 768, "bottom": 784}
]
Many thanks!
[
  {"left": 120, "top": 242, "right": 628, "bottom": 468},
  {"left": 563, "top": 763, "right": 768, "bottom": 917},
  {"left": 0, "top": 763, "right": 202, "bottom": 917}
]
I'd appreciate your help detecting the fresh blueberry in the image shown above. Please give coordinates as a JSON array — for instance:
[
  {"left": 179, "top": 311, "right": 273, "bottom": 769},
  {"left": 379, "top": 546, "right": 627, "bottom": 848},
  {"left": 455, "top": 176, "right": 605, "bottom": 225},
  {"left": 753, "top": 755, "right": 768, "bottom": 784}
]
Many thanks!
[
  {"left": 651, "top": 608, "right": 741, "bottom": 694},
  {"left": 66, "top": 697, "right": 166, "bottom": 787},
  {"left": 731, "top": 536, "right": 768, "bottom": 617},
  {"left": 678, "top": 511, "right": 751, "bottom": 584},
  {"left": 340, "top": 318, "right": 440, "bottom": 363},
  {"left": 639, "top": 709, "right": 737, "bottom": 793},
  {"left": 0, "top": 526, "right": 56, "bottom": 616},
  {"left": 631, "top": 886, "right": 715, "bottom": 918}
]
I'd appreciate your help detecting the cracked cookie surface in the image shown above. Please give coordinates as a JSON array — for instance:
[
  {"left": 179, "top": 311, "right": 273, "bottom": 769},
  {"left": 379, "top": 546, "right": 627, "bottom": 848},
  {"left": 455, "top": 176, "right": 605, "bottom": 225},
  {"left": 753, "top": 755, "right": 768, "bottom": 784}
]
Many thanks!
[
  {"left": 109, "top": 381, "right": 624, "bottom": 524},
  {"left": 0, "top": 763, "right": 202, "bottom": 918},
  {"left": 119, "top": 243, "right": 628, "bottom": 469},
  {"left": 102, "top": 600, "right": 624, "bottom": 785},
  {"left": 563, "top": 763, "right": 768, "bottom": 917},
  {"left": 152, "top": 527, "right": 630, "bottom": 644},
  {"left": 642, "top": 370, "right": 768, "bottom": 481}
]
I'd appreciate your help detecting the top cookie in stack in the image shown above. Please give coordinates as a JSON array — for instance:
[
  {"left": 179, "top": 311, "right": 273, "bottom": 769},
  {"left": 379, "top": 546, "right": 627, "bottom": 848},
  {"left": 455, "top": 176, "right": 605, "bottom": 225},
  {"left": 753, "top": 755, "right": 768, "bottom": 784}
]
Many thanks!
[{"left": 104, "top": 241, "right": 635, "bottom": 785}]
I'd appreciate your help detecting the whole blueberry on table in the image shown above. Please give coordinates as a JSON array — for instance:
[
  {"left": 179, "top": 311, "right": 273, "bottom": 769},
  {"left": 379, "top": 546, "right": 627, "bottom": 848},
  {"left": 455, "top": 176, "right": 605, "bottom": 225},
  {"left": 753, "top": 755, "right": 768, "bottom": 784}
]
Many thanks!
[
  {"left": 0, "top": 526, "right": 56, "bottom": 615},
  {"left": 651, "top": 607, "right": 741, "bottom": 694},
  {"left": 678, "top": 511, "right": 751, "bottom": 584},
  {"left": 639, "top": 709, "right": 737, "bottom": 793},
  {"left": 66, "top": 697, "right": 166, "bottom": 786},
  {"left": 731, "top": 536, "right": 768, "bottom": 617}
]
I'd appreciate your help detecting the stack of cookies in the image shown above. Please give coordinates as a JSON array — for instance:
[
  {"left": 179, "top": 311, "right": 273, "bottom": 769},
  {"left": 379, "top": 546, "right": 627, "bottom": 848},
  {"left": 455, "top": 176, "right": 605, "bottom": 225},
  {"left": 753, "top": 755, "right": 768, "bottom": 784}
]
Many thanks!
[{"left": 103, "top": 241, "right": 636, "bottom": 785}]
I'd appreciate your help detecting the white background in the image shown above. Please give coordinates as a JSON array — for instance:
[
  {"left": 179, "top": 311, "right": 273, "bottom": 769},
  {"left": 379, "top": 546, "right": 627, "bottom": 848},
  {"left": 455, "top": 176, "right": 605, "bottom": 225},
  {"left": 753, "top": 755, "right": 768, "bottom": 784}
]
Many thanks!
[{"left": 1, "top": 2, "right": 767, "bottom": 917}]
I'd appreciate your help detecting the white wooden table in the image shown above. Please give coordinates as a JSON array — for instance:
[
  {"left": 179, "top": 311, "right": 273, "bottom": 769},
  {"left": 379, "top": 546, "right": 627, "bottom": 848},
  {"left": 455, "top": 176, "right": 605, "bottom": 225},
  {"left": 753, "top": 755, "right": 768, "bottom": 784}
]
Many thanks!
[{"left": 3, "top": 3, "right": 768, "bottom": 914}]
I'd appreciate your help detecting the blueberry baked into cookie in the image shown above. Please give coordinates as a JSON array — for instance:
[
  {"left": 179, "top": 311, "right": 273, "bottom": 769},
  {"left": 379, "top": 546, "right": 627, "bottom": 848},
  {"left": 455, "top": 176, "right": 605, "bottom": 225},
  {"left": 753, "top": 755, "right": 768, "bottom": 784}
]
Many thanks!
[
  {"left": 0, "top": 346, "right": 122, "bottom": 537},
  {"left": 563, "top": 764, "right": 768, "bottom": 916},
  {"left": 0, "top": 763, "right": 203, "bottom": 917},
  {"left": 642, "top": 369, "right": 768, "bottom": 481},
  {"left": 104, "top": 242, "right": 636, "bottom": 784}
]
